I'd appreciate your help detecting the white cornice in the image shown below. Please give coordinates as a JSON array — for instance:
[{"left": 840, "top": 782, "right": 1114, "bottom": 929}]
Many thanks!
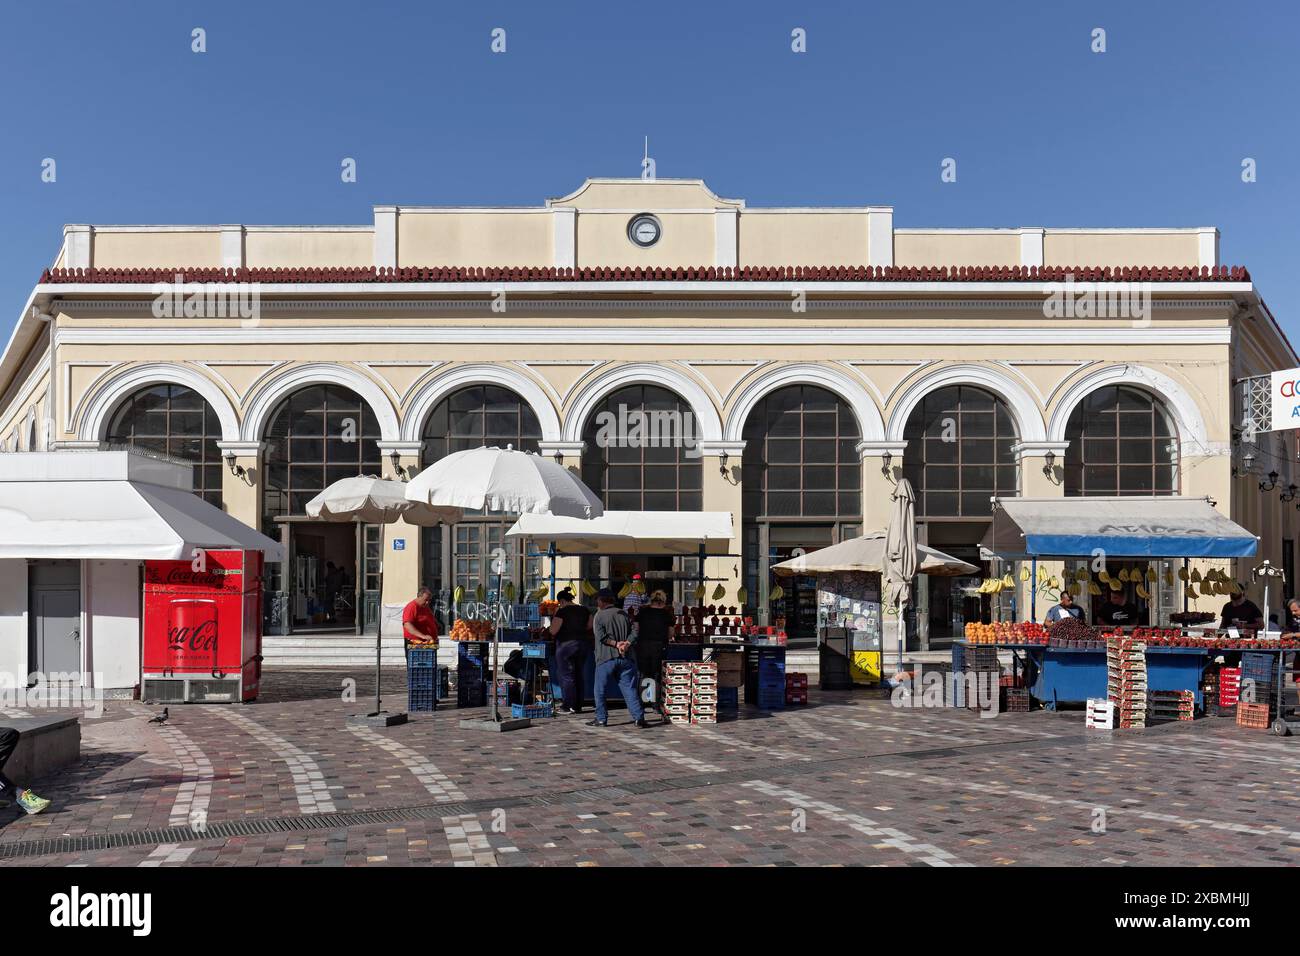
[{"left": 54, "top": 326, "right": 1235, "bottom": 347}]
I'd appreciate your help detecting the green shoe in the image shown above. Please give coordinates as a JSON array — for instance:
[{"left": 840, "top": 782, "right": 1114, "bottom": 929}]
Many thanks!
[{"left": 17, "top": 789, "right": 50, "bottom": 815}]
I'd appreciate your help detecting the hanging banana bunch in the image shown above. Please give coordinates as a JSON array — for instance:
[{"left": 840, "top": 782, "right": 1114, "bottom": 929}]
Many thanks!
[
  {"left": 474, "top": 583, "right": 486, "bottom": 603},
  {"left": 1087, "top": 580, "right": 1102, "bottom": 596},
  {"left": 503, "top": 580, "right": 517, "bottom": 602},
  {"left": 711, "top": 583, "right": 726, "bottom": 601},
  {"left": 1163, "top": 569, "right": 1175, "bottom": 587},
  {"left": 693, "top": 582, "right": 707, "bottom": 601},
  {"left": 1190, "top": 567, "right": 1202, "bottom": 583},
  {"left": 581, "top": 580, "right": 597, "bottom": 598},
  {"left": 1135, "top": 582, "right": 1150, "bottom": 600},
  {"left": 1098, "top": 570, "right": 1112, "bottom": 584},
  {"left": 617, "top": 581, "right": 632, "bottom": 599},
  {"left": 1118, "top": 567, "right": 1130, "bottom": 583},
  {"left": 1036, "top": 565, "right": 1048, "bottom": 585},
  {"left": 1019, "top": 565, "right": 1031, "bottom": 582},
  {"left": 1001, "top": 572, "right": 1015, "bottom": 589},
  {"left": 528, "top": 584, "right": 549, "bottom": 602},
  {"left": 1145, "top": 565, "right": 1157, "bottom": 581},
  {"left": 975, "top": 579, "right": 989, "bottom": 593},
  {"left": 737, "top": 586, "right": 748, "bottom": 606},
  {"left": 769, "top": 584, "right": 785, "bottom": 602},
  {"left": 453, "top": 585, "right": 465, "bottom": 605},
  {"left": 1109, "top": 578, "right": 1123, "bottom": 592},
  {"left": 1177, "top": 566, "right": 1189, "bottom": 582}
]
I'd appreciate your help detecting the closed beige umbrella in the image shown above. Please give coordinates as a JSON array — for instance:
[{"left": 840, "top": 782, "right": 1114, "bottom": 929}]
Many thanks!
[{"left": 885, "top": 479, "right": 920, "bottom": 670}]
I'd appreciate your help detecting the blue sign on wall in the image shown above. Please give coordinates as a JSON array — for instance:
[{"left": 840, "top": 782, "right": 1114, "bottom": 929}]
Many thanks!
[{"left": 392, "top": 538, "right": 406, "bottom": 551}]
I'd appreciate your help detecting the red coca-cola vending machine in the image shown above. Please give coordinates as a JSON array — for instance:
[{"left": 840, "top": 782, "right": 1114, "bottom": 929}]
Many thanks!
[{"left": 142, "top": 549, "right": 264, "bottom": 703}]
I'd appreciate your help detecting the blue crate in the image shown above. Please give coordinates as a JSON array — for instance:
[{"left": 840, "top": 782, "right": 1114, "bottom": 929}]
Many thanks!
[
  {"left": 716, "top": 687, "right": 739, "bottom": 710},
  {"left": 408, "top": 670, "right": 437, "bottom": 689},
  {"left": 522, "top": 642, "right": 549, "bottom": 659},
  {"left": 408, "top": 688, "right": 438, "bottom": 712},
  {"left": 952, "top": 643, "right": 966, "bottom": 673},
  {"left": 457, "top": 641, "right": 491, "bottom": 659},
  {"left": 1241, "top": 652, "right": 1276, "bottom": 683},
  {"left": 511, "top": 702, "right": 553, "bottom": 719},
  {"left": 407, "top": 647, "right": 438, "bottom": 668},
  {"left": 753, "top": 696, "right": 785, "bottom": 710},
  {"left": 511, "top": 604, "right": 541, "bottom": 627}
]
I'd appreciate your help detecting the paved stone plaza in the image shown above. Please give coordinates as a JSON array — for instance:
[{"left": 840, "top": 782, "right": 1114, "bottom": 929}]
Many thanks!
[{"left": 2, "top": 668, "right": 1297, "bottom": 867}]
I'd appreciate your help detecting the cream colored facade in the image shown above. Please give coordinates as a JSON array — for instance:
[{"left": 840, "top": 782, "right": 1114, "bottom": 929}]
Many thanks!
[{"left": 1, "top": 178, "right": 1295, "bottom": 643}]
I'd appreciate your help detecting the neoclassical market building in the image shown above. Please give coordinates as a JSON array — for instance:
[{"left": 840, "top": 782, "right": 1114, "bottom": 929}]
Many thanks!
[{"left": 1, "top": 177, "right": 1296, "bottom": 663}]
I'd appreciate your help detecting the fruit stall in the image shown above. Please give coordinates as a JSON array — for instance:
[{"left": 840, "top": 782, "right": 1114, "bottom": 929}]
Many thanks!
[{"left": 968, "top": 494, "right": 1270, "bottom": 715}]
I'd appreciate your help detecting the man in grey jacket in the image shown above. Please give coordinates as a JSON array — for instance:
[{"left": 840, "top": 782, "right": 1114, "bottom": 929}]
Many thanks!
[{"left": 589, "top": 588, "right": 649, "bottom": 728}]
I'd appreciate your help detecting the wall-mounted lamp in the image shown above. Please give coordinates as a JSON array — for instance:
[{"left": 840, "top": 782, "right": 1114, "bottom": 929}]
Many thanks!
[
  {"left": 1042, "top": 450, "right": 1056, "bottom": 478},
  {"left": 223, "top": 451, "right": 254, "bottom": 486},
  {"left": 552, "top": 450, "right": 563, "bottom": 466},
  {"left": 1260, "top": 470, "right": 1279, "bottom": 492},
  {"left": 1282, "top": 484, "right": 1298, "bottom": 503},
  {"left": 389, "top": 451, "right": 410, "bottom": 481},
  {"left": 1232, "top": 451, "right": 1256, "bottom": 478},
  {"left": 880, "top": 450, "right": 892, "bottom": 476},
  {"left": 719, "top": 449, "right": 729, "bottom": 477}
]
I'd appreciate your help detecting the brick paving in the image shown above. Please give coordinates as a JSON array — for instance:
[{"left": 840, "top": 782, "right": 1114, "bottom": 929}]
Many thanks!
[{"left": 2, "top": 666, "right": 1297, "bottom": 867}]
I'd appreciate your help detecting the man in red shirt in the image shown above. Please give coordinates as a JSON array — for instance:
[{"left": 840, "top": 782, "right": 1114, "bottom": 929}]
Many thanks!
[{"left": 402, "top": 586, "right": 439, "bottom": 647}]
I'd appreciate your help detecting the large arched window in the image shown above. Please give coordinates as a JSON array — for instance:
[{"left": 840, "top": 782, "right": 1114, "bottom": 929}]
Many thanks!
[
  {"left": 1063, "top": 385, "right": 1178, "bottom": 496},
  {"left": 740, "top": 384, "right": 863, "bottom": 638},
  {"left": 420, "top": 386, "right": 543, "bottom": 612},
  {"left": 261, "top": 384, "right": 383, "bottom": 530},
  {"left": 106, "top": 384, "right": 224, "bottom": 506},
  {"left": 581, "top": 384, "right": 702, "bottom": 511},
  {"left": 901, "top": 385, "right": 1019, "bottom": 518}
]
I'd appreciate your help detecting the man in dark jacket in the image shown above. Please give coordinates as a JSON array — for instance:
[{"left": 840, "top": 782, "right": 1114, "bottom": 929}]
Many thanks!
[
  {"left": 589, "top": 589, "right": 648, "bottom": 728},
  {"left": 0, "top": 727, "right": 51, "bottom": 815}
]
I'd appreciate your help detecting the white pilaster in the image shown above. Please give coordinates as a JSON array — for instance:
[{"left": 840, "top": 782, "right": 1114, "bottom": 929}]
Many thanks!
[
  {"left": 1197, "top": 227, "right": 1219, "bottom": 269},
  {"left": 866, "top": 207, "right": 894, "bottom": 267},
  {"left": 64, "top": 225, "right": 93, "bottom": 270},
  {"left": 1018, "top": 228, "right": 1045, "bottom": 268},
  {"left": 552, "top": 207, "right": 577, "bottom": 270},
  {"left": 714, "top": 208, "right": 738, "bottom": 269},
  {"left": 374, "top": 206, "right": 398, "bottom": 269}
]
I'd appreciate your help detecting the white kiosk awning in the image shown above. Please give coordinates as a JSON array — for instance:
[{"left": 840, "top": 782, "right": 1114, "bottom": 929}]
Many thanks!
[
  {"left": 506, "top": 511, "right": 734, "bottom": 556},
  {"left": 0, "top": 451, "right": 283, "bottom": 561}
]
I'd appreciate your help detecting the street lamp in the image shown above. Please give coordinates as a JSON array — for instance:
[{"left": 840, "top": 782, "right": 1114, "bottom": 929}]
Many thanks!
[{"left": 1260, "top": 470, "right": 1279, "bottom": 492}]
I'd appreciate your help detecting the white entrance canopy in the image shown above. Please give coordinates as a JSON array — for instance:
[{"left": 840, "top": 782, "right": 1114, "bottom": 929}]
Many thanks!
[
  {"left": 0, "top": 451, "right": 283, "bottom": 561},
  {"left": 983, "top": 495, "right": 1258, "bottom": 560},
  {"left": 506, "top": 511, "right": 734, "bottom": 556}
]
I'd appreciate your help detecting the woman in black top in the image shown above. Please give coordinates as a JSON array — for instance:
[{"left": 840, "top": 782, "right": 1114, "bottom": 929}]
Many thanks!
[
  {"left": 549, "top": 590, "right": 592, "bottom": 714},
  {"left": 632, "top": 590, "right": 675, "bottom": 709}
]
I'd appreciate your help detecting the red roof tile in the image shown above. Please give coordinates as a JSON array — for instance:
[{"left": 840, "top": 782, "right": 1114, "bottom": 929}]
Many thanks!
[{"left": 39, "top": 264, "right": 1251, "bottom": 284}]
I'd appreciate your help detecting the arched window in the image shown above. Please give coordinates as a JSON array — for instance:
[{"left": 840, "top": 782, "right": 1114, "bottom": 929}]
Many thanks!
[
  {"left": 1064, "top": 385, "right": 1178, "bottom": 496},
  {"left": 581, "top": 384, "right": 702, "bottom": 511},
  {"left": 901, "top": 385, "right": 1019, "bottom": 518},
  {"left": 106, "top": 384, "right": 224, "bottom": 505},
  {"left": 261, "top": 384, "right": 383, "bottom": 530},
  {"left": 419, "top": 386, "right": 543, "bottom": 613},
  {"left": 740, "top": 384, "right": 863, "bottom": 638}
]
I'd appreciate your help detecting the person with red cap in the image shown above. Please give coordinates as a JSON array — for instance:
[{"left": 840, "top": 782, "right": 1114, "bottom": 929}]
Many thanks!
[{"left": 622, "top": 573, "right": 646, "bottom": 618}]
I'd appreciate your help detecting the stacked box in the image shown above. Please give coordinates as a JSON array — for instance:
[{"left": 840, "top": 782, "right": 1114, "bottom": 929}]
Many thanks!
[
  {"left": 716, "top": 686, "right": 739, "bottom": 712},
  {"left": 961, "top": 646, "right": 1000, "bottom": 712},
  {"left": 1107, "top": 636, "right": 1147, "bottom": 728},
  {"left": 690, "top": 661, "right": 719, "bottom": 723},
  {"left": 1086, "top": 698, "right": 1115, "bottom": 729},
  {"left": 1241, "top": 652, "right": 1276, "bottom": 685},
  {"left": 746, "top": 647, "right": 787, "bottom": 710},
  {"left": 1218, "top": 666, "right": 1241, "bottom": 708},
  {"left": 1148, "top": 689, "right": 1195, "bottom": 724},
  {"left": 1001, "top": 687, "right": 1030, "bottom": 712},
  {"left": 488, "top": 678, "right": 519, "bottom": 707},
  {"left": 785, "top": 672, "right": 809, "bottom": 706},
  {"left": 408, "top": 654, "right": 442, "bottom": 712},
  {"left": 711, "top": 651, "right": 744, "bottom": 689}
]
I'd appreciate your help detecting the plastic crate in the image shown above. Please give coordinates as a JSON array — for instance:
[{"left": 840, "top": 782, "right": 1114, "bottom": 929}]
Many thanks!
[
  {"left": 1236, "top": 701, "right": 1271, "bottom": 730},
  {"left": 408, "top": 687, "right": 438, "bottom": 712},
  {"left": 407, "top": 647, "right": 438, "bottom": 668},
  {"left": 408, "top": 669, "right": 437, "bottom": 689},
  {"left": 1241, "top": 653, "right": 1276, "bottom": 684},
  {"left": 511, "top": 702, "right": 553, "bottom": 719},
  {"left": 716, "top": 687, "right": 739, "bottom": 710}
]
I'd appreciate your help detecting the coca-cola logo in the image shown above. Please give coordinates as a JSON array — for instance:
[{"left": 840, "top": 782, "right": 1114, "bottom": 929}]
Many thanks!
[{"left": 168, "top": 619, "right": 217, "bottom": 652}]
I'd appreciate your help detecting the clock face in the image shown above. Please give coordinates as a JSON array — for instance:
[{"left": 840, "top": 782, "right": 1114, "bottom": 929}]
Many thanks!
[{"left": 628, "top": 214, "right": 661, "bottom": 247}]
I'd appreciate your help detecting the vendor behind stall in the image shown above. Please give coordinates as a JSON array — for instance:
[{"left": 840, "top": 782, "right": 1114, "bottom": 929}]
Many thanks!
[
  {"left": 1220, "top": 588, "right": 1264, "bottom": 631},
  {"left": 622, "top": 573, "right": 647, "bottom": 617},
  {"left": 1044, "top": 590, "right": 1083, "bottom": 624},
  {"left": 1096, "top": 588, "right": 1141, "bottom": 627}
]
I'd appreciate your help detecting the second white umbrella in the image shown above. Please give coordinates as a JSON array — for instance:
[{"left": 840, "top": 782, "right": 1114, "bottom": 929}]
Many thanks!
[{"left": 404, "top": 445, "right": 603, "bottom": 518}]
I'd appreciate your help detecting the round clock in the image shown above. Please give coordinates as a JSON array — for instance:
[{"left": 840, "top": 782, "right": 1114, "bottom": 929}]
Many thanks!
[{"left": 627, "top": 213, "right": 662, "bottom": 247}]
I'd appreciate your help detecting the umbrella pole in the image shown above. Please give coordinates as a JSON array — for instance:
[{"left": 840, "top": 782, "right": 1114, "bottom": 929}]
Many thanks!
[{"left": 375, "top": 560, "right": 383, "bottom": 716}]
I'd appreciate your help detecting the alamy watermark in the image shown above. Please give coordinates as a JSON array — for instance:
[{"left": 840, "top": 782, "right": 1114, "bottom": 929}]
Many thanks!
[
  {"left": 2, "top": 671, "right": 105, "bottom": 718},
  {"left": 1043, "top": 273, "right": 1152, "bottom": 325},
  {"left": 150, "top": 272, "right": 261, "bottom": 324},
  {"left": 592, "top": 403, "right": 701, "bottom": 458}
]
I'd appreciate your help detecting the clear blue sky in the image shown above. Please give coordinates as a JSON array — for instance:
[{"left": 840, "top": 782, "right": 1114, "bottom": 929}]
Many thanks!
[{"left": 2, "top": 0, "right": 1297, "bottom": 341}]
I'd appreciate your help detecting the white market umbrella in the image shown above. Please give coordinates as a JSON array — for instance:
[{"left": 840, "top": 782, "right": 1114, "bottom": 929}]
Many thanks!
[
  {"left": 306, "top": 476, "right": 463, "bottom": 721},
  {"left": 884, "top": 478, "right": 919, "bottom": 670},
  {"left": 404, "top": 446, "right": 604, "bottom": 723},
  {"left": 770, "top": 531, "right": 976, "bottom": 578},
  {"left": 404, "top": 445, "right": 603, "bottom": 518}
]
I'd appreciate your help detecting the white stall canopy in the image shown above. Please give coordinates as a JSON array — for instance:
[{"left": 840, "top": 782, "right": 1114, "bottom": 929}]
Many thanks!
[
  {"left": 507, "top": 511, "right": 734, "bottom": 556},
  {"left": 0, "top": 451, "right": 283, "bottom": 561}
]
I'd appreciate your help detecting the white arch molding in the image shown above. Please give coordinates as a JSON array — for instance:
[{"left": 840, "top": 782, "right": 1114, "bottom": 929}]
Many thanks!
[
  {"left": 724, "top": 363, "right": 885, "bottom": 443},
  {"left": 562, "top": 362, "right": 724, "bottom": 444},
  {"left": 1047, "top": 364, "right": 1210, "bottom": 452},
  {"left": 400, "top": 364, "right": 562, "bottom": 443},
  {"left": 240, "top": 363, "right": 400, "bottom": 442},
  {"left": 79, "top": 362, "right": 241, "bottom": 443},
  {"left": 886, "top": 363, "right": 1048, "bottom": 443}
]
